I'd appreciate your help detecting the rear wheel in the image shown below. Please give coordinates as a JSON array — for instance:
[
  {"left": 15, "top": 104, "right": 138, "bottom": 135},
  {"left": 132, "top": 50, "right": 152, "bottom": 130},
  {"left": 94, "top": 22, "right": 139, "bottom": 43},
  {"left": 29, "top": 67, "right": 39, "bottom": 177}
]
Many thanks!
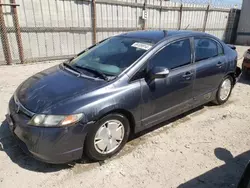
[
  {"left": 84, "top": 113, "right": 130, "bottom": 161},
  {"left": 213, "top": 76, "right": 233, "bottom": 105}
]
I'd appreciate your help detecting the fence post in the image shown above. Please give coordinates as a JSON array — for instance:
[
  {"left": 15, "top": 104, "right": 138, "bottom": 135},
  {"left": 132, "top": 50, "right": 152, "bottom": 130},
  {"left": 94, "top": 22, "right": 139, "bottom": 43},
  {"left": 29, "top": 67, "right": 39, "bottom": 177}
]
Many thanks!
[
  {"left": 11, "top": 0, "right": 24, "bottom": 64},
  {"left": 91, "top": 0, "right": 97, "bottom": 44},
  {"left": 142, "top": 0, "right": 147, "bottom": 30},
  {"left": 159, "top": 0, "right": 162, "bottom": 29},
  {"left": 202, "top": 4, "right": 210, "bottom": 32},
  {"left": 224, "top": 8, "right": 240, "bottom": 44},
  {"left": 0, "top": 0, "right": 12, "bottom": 65},
  {"left": 178, "top": 4, "right": 183, "bottom": 30}
]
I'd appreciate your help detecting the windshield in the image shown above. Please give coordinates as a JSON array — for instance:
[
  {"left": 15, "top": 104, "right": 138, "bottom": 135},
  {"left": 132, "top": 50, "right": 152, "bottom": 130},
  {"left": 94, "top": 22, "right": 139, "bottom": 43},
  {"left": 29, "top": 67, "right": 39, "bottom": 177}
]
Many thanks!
[{"left": 69, "top": 36, "right": 154, "bottom": 76}]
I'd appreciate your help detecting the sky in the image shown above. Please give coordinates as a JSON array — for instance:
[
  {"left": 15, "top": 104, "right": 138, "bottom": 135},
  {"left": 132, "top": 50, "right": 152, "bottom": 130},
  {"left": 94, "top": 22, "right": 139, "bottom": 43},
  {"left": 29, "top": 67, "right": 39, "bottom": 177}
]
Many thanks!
[{"left": 225, "top": 0, "right": 242, "bottom": 6}]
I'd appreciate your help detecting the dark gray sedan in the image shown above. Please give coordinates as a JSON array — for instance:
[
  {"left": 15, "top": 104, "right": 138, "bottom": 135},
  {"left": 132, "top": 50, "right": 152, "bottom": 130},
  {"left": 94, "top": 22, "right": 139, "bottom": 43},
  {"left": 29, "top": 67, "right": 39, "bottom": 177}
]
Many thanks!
[{"left": 7, "top": 30, "right": 241, "bottom": 164}]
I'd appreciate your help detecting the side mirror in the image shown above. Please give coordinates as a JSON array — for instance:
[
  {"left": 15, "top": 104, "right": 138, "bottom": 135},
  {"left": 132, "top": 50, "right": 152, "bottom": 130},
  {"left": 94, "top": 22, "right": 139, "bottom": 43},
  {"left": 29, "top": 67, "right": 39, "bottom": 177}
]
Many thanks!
[{"left": 148, "top": 66, "right": 170, "bottom": 80}]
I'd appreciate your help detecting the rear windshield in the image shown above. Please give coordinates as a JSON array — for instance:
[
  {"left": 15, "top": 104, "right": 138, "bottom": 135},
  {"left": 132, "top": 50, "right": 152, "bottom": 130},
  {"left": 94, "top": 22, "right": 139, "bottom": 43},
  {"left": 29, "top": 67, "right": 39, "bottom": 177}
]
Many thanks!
[{"left": 69, "top": 36, "right": 154, "bottom": 76}]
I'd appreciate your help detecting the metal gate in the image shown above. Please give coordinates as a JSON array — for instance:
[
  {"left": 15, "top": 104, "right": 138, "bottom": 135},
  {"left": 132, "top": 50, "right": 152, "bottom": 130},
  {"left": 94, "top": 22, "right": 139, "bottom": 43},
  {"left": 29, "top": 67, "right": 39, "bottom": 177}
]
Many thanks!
[{"left": 0, "top": 0, "right": 241, "bottom": 65}]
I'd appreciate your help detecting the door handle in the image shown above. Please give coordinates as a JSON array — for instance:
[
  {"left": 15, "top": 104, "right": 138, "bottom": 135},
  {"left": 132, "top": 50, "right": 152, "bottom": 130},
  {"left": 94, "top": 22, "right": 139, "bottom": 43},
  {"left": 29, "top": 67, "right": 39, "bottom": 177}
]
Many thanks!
[
  {"left": 183, "top": 72, "right": 193, "bottom": 77},
  {"left": 216, "top": 62, "right": 223, "bottom": 67},
  {"left": 182, "top": 72, "right": 193, "bottom": 80}
]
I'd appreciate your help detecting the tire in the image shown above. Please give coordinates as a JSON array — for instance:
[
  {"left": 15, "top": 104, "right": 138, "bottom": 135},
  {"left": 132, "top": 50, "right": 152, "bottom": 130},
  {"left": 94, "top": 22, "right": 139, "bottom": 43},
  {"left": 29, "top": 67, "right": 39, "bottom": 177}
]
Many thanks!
[
  {"left": 84, "top": 113, "right": 130, "bottom": 161},
  {"left": 213, "top": 75, "right": 233, "bottom": 105}
]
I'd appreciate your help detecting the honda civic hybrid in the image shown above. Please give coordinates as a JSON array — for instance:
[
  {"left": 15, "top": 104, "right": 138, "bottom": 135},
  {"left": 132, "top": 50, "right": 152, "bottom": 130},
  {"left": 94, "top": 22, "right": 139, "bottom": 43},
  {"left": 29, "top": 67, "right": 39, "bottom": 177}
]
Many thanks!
[{"left": 7, "top": 30, "right": 241, "bottom": 164}]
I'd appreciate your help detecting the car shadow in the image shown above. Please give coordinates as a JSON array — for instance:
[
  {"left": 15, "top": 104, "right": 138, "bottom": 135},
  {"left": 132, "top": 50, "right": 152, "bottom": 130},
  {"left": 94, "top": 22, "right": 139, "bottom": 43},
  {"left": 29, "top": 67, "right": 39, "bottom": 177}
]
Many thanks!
[
  {"left": 177, "top": 148, "right": 250, "bottom": 188},
  {"left": 0, "top": 119, "right": 72, "bottom": 172}
]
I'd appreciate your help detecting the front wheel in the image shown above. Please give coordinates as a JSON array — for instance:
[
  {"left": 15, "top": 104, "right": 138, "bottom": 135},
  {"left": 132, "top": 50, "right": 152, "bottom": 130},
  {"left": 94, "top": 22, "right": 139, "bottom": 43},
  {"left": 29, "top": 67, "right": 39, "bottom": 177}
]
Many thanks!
[
  {"left": 84, "top": 113, "right": 130, "bottom": 161},
  {"left": 213, "top": 76, "right": 233, "bottom": 105}
]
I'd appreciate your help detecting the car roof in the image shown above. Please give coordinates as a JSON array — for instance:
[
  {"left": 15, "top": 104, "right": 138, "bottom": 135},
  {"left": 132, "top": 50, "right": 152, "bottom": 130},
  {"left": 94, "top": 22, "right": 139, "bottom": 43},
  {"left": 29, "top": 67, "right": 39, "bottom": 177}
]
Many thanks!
[{"left": 119, "top": 30, "right": 211, "bottom": 43}]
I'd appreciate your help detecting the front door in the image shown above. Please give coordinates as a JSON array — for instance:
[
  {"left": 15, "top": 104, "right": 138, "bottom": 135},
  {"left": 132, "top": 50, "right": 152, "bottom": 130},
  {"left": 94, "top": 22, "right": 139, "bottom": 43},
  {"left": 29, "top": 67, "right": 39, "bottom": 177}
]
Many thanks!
[{"left": 140, "top": 38, "right": 195, "bottom": 128}]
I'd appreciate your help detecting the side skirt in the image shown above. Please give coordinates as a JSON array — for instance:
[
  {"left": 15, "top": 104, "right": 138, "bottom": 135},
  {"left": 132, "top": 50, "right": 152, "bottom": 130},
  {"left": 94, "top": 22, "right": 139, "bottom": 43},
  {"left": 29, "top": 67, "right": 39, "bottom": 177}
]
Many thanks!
[{"left": 135, "top": 90, "right": 217, "bottom": 133}]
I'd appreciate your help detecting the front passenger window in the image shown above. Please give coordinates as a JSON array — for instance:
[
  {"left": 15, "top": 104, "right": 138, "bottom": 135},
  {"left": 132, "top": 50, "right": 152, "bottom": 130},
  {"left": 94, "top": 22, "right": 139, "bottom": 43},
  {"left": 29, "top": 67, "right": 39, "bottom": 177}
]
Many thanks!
[{"left": 148, "top": 39, "right": 191, "bottom": 70}]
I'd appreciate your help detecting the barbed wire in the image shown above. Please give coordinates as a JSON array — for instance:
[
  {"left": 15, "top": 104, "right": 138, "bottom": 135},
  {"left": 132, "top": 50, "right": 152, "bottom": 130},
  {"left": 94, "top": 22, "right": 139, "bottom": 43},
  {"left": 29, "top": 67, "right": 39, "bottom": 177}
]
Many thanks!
[
  {"left": 0, "top": 0, "right": 241, "bottom": 65},
  {"left": 171, "top": 0, "right": 242, "bottom": 8}
]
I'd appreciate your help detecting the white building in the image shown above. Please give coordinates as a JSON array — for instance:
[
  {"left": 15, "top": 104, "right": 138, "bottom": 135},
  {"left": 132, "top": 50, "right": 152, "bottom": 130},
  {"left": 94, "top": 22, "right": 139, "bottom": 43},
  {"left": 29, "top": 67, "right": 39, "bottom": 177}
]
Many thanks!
[{"left": 236, "top": 0, "right": 250, "bottom": 45}]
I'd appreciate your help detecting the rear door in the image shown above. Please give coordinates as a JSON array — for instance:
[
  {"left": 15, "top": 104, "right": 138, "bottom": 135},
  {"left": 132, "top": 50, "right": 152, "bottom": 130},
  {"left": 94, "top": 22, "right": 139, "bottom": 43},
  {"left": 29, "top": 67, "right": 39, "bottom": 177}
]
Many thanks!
[{"left": 192, "top": 37, "right": 226, "bottom": 101}]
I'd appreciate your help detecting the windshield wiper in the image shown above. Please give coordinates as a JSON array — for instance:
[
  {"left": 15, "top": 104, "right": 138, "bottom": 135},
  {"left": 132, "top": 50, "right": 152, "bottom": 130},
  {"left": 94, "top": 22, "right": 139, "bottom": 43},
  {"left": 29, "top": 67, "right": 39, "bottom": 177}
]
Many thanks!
[
  {"left": 74, "top": 65, "right": 108, "bottom": 81},
  {"left": 63, "top": 62, "right": 82, "bottom": 76}
]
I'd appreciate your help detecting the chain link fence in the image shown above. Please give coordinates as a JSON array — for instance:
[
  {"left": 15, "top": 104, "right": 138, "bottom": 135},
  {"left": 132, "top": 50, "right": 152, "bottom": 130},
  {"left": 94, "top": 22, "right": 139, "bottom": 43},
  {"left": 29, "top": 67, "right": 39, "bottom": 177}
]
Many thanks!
[{"left": 0, "top": 0, "right": 241, "bottom": 65}]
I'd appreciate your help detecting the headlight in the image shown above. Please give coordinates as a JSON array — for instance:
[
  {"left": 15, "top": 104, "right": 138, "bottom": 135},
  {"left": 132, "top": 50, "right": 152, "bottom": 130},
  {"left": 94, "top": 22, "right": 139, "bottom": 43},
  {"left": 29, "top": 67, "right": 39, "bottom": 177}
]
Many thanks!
[{"left": 28, "top": 113, "right": 83, "bottom": 127}]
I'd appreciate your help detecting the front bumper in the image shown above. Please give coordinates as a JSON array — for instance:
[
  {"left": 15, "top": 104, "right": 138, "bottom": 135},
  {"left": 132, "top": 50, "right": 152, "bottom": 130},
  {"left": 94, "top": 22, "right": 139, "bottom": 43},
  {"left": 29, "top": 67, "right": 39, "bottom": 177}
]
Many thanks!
[{"left": 7, "top": 97, "right": 89, "bottom": 164}]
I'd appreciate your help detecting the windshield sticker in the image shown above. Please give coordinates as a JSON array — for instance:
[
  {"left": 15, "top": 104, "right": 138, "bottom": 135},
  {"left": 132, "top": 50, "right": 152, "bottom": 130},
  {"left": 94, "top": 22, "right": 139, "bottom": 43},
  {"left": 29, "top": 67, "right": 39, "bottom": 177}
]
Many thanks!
[{"left": 131, "top": 42, "right": 152, "bottom": 50}]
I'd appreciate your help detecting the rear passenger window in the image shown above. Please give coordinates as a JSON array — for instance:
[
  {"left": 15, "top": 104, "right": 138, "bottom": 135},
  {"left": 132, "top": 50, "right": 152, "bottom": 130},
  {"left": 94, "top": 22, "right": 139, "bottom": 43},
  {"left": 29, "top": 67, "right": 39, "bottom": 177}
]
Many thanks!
[
  {"left": 148, "top": 39, "right": 191, "bottom": 70},
  {"left": 194, "top": 38, "right": 218, "bottom": 62}
]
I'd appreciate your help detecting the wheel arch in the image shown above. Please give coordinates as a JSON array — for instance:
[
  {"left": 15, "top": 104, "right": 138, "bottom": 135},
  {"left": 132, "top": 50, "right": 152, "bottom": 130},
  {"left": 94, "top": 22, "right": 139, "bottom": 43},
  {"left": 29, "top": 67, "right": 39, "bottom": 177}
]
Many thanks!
[
  {"left": 83, "top": 108, "right": 136, "bottom": 161},
  {"left": 90, "top": 107, "right": 136, "bottom": 135},
  {"left": 226, "top": 72, "right": 236, "bottom": 85},
  {"left": 102, "top": 109, "right": 136, "bottom": 135}
]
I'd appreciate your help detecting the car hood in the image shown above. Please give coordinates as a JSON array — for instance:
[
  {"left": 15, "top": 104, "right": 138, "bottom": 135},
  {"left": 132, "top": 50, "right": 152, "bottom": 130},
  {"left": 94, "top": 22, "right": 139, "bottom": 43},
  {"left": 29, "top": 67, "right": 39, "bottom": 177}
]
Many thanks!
[{"left": 16, "top": 65, "right": 107, "bottom": 113}]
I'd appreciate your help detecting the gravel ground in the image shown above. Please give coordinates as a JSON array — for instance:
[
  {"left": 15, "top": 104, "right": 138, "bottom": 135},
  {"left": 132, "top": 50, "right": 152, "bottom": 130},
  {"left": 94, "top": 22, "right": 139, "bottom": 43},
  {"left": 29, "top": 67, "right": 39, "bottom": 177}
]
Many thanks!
[{"left": 0, "top": 46, "right": 250, "bottom": 188}]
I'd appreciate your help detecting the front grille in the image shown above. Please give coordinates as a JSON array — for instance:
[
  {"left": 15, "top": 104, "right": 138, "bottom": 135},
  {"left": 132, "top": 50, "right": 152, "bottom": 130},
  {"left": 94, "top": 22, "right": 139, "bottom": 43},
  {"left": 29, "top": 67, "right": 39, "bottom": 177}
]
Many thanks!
[
  {"left": 17, "top": 103, "right": 33, "bottom": 117},
  {"left": 13, "top": 94, "right": 34, "bottom": 117},
  {"left": 9, "top": 98, "right": 29, "bottom": 121}
]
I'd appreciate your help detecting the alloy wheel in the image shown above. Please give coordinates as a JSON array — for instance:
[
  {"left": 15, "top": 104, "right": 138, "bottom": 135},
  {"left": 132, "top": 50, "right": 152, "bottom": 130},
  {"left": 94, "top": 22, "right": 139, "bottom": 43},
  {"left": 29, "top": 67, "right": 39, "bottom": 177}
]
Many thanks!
[{"left": 219, "top": 78, "right": 232, "bottom": 101}]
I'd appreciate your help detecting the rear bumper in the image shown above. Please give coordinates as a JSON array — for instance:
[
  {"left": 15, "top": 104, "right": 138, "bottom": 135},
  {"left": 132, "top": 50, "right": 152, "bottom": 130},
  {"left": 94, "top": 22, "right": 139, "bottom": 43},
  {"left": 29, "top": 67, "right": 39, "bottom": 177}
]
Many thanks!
[{"left": 7, "top": 97, "right": 89, "bottom": 164}]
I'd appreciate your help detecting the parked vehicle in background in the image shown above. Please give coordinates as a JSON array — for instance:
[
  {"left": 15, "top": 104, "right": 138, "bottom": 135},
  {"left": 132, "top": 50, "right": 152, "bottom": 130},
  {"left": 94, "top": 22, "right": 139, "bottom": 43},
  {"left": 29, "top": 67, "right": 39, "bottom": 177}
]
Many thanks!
[
  {"left": 242, "top": 49, "right": 250, "bottom": 75},
  {"left": 6, "top": 30, "right": 241, "bottom": 164}
]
